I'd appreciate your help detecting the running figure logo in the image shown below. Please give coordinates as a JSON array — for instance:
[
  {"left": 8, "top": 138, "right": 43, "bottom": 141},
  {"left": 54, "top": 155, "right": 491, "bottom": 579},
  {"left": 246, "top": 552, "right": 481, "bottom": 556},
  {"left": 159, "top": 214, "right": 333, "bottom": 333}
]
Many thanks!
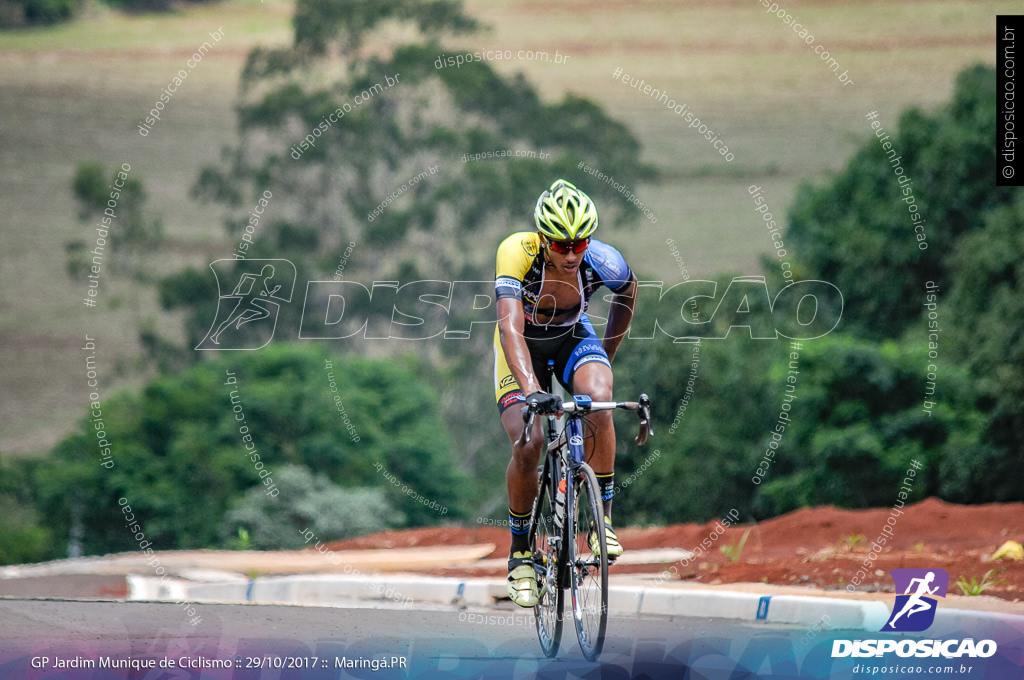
[
  {"left": 196, "top": 259, "right": 296, "bottom": 350},
  {"left": 881, "top": 568, "right": 949, "bottom": 632}
]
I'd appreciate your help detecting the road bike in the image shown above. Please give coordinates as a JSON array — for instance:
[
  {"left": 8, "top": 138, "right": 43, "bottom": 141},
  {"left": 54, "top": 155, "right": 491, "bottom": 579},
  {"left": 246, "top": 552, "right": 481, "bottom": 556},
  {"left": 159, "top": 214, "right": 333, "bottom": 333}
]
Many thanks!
[{"left": 516, "top": 373, "right": 653, "bottom": 661}]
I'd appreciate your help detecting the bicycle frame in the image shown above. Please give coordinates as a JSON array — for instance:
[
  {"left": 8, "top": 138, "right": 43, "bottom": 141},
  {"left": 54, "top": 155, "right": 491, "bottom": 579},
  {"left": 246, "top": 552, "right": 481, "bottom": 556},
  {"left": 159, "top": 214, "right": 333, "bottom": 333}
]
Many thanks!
[
  {"left": 522, "top": 377, "right": 652, "bottom": 661},
  {"left": 551, "top": 396, "right": 591, "bottom": 552},
  {"left": 538, "top": 395, "right": 592, "bottom": 582}
]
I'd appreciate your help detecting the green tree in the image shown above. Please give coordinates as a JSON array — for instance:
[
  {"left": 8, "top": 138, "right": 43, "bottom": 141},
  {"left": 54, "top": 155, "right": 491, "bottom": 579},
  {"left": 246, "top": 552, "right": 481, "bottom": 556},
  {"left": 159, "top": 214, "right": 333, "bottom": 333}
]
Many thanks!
[
  {"left": 220, "top": 464, "right": 399, "bottom": 550},
  {"left": 783, "top": 63, "right": 1021, "bottom": 499},
  {"left": 749, "top": 335, "right": 985, "bottom": 515},
  {"left": 178, "top": 0, "right": 651, "bottom": 347},
  {"left": 610, "top": 284, "right": 782, "bottom": 524},
  {"left": 30, "top": 344, "right": 466, "bottom": 560},
  {"left": 0, "top": 0, "right": 80, "bottom": 28},
  {"left": 611, "top": 328, "right": 991, "bottom": 524},
  {"left": 67, "top": 162, "right": 164, "bottom": 285},
  {"left": 786, "top": 65, "right": 1013, "bottom": 340},
  {"left": 0, "top": 458, "right": 54, "bottom": 564},
  {"left": 944, "top": 192, "right": 1024, "bottom": 482},
  {"left": 163, "top": 0, "right": 655, "bottom": 524}
]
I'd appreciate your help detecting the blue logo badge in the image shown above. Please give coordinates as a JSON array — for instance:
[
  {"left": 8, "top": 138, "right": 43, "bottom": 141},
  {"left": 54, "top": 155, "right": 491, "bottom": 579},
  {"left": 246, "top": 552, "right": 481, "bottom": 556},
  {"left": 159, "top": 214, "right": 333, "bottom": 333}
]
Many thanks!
[{"left": 881, "top": 568, "right": 949, "bottom": 632}]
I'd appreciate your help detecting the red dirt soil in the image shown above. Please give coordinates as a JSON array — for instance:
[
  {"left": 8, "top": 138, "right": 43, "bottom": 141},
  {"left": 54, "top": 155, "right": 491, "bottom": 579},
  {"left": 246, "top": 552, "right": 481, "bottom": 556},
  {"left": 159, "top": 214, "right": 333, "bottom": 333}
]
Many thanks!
[{"left": 327, "top": 498, "right": 1024, "bottom": 602}]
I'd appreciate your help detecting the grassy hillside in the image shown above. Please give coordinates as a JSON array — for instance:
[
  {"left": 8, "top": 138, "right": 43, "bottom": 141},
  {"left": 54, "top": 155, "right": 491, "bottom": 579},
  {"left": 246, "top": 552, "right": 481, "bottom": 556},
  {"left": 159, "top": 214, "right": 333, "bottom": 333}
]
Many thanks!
[{"left": 0, "top": 0, "right": 1011, "bottom": 454}]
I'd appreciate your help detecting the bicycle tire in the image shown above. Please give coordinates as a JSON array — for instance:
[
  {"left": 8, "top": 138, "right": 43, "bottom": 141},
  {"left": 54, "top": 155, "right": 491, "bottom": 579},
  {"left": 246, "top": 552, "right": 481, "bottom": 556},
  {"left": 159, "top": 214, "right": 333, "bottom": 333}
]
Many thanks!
[
  {"left": 566, "top": 462, "right": 608, "bottom": 661},
  {"left": 530, "top": 457, "right": 564, "bottom": 657}
]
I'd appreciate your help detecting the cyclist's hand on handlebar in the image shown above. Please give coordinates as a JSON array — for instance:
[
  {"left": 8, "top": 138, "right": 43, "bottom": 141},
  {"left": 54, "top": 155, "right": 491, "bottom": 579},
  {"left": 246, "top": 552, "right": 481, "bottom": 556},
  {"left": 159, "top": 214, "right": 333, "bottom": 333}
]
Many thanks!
[{"left": 525, "top": 391, "right": 562, "bottom": 415}]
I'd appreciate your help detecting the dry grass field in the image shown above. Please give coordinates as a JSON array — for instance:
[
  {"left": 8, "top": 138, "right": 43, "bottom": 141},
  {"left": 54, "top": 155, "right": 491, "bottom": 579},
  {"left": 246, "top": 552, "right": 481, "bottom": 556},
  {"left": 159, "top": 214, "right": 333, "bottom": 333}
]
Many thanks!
[{"left": 0, "top": 0, "right": 1011, "bottom": 454}]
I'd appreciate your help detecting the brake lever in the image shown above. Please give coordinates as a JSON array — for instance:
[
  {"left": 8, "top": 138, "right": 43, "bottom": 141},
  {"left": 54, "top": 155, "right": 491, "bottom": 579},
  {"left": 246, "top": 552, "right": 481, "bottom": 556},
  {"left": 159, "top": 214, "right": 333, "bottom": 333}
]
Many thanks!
[
  {"left": 635, "top": 393, "right": 653, "bottom": 445},
  {"left": 516, "top": 405, "right": 537, "bottom": 447},
  {"left": 640, "top": 394, "right": 654, "bottom": 437}
]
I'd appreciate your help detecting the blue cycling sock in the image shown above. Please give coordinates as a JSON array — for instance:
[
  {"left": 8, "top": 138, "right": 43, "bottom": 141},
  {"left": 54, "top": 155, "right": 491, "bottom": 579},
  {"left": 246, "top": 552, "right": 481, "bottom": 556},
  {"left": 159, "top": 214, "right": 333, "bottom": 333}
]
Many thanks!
[
  {"left": 509, "top": 507, "right": 531, "bottom": 554},
  {"left": 595, "top": 472, "right": 614, "bottom": 517}
]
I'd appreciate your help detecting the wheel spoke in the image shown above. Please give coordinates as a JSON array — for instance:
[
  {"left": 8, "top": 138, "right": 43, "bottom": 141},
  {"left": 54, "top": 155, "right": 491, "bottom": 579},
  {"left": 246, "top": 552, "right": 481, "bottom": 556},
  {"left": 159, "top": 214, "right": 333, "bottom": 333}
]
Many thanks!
[
  {"left": 531, "top": 461, "right": 563, "bottom": 658},
  {"left": 567, "top": 464, "right": 608, "bottom": 661}
]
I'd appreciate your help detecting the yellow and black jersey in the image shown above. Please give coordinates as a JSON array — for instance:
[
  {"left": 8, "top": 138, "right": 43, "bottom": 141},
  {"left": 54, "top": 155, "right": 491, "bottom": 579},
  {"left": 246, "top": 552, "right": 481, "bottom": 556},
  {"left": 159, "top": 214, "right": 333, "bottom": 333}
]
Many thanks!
[
  {"left": 493, "top": 232, "right": 633, "bottom": 328},
  {"left": 492, "top": 232, "right": 634, "bottom": 412}
]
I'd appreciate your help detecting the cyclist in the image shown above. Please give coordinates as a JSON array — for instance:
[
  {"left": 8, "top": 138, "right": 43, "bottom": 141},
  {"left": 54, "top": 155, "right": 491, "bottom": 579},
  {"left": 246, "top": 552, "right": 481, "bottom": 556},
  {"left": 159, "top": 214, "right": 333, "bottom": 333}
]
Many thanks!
[{"left": 494, "top": 179, "right": 638, "bottom": 607}]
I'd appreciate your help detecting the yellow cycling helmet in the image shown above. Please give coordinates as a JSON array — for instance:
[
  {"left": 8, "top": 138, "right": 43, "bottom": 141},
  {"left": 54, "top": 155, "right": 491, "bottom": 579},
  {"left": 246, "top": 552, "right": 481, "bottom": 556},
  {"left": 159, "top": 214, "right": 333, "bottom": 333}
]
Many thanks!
[{"left": 534, "top": 179, "right": 598, "bottom": 241}]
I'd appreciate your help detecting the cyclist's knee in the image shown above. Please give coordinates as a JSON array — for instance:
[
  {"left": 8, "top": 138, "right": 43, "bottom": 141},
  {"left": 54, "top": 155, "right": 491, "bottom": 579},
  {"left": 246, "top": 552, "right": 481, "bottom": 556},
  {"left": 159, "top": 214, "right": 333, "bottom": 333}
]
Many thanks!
[
  {"left": 574, "top": 371, "right": 613, "bottom": 402},
  {"left": 512, "top": 436, "right": 544, "bottom": 465},
  {"left": 572, "top": 358, "right": 612, "bottom": 396}
]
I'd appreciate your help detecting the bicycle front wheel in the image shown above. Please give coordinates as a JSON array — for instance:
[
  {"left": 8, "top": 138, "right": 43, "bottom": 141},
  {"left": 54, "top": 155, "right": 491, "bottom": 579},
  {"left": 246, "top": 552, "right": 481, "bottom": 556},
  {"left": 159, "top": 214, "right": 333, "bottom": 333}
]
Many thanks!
[
  {"left": 566, "top": 462, "right": 608, "bottom": 661},
  {"left": 530, "top": 459, "right": 564, "bottom": 658}
]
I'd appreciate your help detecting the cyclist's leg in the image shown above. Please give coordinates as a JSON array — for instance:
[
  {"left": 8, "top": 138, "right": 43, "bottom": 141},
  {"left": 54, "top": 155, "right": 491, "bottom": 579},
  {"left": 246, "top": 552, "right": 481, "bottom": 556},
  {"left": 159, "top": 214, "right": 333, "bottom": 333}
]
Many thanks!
[
  {"left": 572, "top": 363, "right": 623, "bottom": 558},
  {"left": 557, "top": 319, "right": 622, "bottom": 557},
  {"left": 571, "top": 361, "right": 615, "bottom": 483},
  {"left": 495, "top": 329, "right": 545, "bottom": 606},
  {"left": 558, "top": 320, "right": 615, "bottom": 502},
  {"left": 494, "top": 329, "right": 545, "bottom": 545},
  {"left": 501, "top": 407, "right": 545, "bottom": 537}
]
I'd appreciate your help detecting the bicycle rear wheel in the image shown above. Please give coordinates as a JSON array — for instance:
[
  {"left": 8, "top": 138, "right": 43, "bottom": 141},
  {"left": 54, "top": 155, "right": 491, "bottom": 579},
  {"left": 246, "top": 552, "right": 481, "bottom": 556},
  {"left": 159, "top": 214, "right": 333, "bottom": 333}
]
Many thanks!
[
  {"left": 530, "top": 459, "right": 564, "bottom": 657},
  {"left": 566, "top": 462, "right": 608, "bottom": 661}
]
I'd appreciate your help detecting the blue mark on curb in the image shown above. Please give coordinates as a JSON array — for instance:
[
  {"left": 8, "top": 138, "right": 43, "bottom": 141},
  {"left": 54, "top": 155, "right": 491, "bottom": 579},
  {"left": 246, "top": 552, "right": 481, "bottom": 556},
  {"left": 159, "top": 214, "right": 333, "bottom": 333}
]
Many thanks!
[
  {"left": 757, "top": 596, "right": 771, "bottom": 620},
  {"left": 246, "top": 580, "right": 255, "bottom": 602},
  {"left": 457, "top": 582, "right": 465, "bottom": 597}
]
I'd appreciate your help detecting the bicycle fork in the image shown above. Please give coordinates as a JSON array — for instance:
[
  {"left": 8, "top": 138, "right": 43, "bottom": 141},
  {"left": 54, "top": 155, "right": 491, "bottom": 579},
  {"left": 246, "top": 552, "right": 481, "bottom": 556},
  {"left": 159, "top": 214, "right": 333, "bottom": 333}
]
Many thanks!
[
  {"left": 551, "top": 414, "right": 585, "bottom": 533},
  {"left": 535, "top": 445, "right": 564, "bottom": 594}
]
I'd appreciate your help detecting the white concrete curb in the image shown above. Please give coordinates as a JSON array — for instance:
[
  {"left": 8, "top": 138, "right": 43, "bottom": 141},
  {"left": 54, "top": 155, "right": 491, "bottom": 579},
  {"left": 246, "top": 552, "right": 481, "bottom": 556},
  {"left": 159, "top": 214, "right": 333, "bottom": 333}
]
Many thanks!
[
  {"left": 128, "top": 573, "right": 910, "bottom": 631},
  {"left": 611, "top": 585, "right": 891, "bottom": 630},
  {"left": 169, "top": 574, "right": 505, "bottom": 610},
  {"left": 126, "top": 574, "right": 191, "bottom": 601}
]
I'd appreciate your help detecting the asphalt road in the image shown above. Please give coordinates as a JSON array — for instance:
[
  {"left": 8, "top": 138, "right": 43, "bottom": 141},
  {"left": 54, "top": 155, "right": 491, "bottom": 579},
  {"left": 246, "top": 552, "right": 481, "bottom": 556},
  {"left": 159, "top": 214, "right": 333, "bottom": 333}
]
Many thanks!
[{"left": 0, "top": 599, "right": 1018, "bottom": 679}]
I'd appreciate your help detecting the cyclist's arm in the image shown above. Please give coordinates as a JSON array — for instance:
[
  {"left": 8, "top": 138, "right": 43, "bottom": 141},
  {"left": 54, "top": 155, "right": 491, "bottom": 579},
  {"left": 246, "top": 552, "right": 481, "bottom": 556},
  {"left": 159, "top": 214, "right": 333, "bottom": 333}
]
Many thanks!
[
  {"left": 497, "top": 297, "right": 544, "bottom": 396},
  {"left": 603, "top": 274, "right": 637, "bottom": 363}
]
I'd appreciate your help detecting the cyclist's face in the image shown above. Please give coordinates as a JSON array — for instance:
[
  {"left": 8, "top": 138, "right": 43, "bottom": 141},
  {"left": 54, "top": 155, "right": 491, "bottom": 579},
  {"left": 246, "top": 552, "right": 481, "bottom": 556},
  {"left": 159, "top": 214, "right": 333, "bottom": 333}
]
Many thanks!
[{"left": 543, "top": 237, "right": 587, "bottom": 275}]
